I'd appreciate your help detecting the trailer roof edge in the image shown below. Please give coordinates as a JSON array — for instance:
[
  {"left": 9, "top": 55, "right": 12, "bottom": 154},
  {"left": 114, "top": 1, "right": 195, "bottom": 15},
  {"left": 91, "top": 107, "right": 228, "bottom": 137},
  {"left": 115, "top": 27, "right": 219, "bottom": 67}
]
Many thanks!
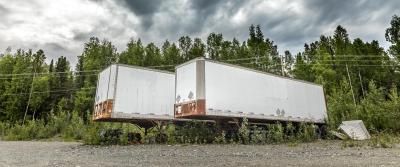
[
  {"left": 176, "top": 57, "right": 324, "bottom": 88},
  {"left": 99, "top": 64, "right": 175, "bottom": 75}
]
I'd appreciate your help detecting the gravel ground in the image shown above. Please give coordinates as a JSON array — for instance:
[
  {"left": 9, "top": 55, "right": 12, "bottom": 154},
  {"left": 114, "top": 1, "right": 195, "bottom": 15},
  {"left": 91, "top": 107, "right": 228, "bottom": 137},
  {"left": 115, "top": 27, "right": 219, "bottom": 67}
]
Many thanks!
[{"left": 0, "top": 141, "right": 400, "bottom": 167}]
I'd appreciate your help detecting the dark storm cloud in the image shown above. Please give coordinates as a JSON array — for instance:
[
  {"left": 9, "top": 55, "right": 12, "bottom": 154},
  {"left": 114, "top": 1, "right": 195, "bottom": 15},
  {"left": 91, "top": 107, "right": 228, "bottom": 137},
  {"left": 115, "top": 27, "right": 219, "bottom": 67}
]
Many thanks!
[
  {"left": 185, "top": 0, "right": 246, "bottom": 34},
  {"left": 118, "top": 0, "right": 399, "bottom": 53},
  {"left": 118, "top": 0, "right": 162, "bottom": 28},
  {"left": 239, "top": 0, "right": 400, "bottom": 53},
  {"left": 304, "top": 0, "right": 396, "bottom": 25},
  {"left": 122, "top": 0, "right": 161, "bottom": 15}
]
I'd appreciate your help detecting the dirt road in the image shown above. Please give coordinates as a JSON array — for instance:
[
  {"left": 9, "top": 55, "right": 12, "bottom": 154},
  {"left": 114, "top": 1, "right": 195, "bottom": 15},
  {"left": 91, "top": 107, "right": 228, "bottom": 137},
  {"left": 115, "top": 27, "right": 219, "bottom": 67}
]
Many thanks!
[{"left": 0, "top": 141, "right": 399, "bottom": 167}]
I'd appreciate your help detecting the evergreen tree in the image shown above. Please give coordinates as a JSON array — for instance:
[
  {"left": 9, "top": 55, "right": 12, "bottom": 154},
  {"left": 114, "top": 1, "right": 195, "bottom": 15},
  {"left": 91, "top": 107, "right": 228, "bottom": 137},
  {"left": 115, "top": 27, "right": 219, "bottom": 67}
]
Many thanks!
[
  {"left": 119, "top": 39, "right": 145, "bottom": 66},
  {"left": 189, "top": 38, "right": 206, "bottom": 59},
  {"left": 74, "top": 37, "right": 118, "bottom": 119},
  {"left": 162, "top": 40, "right": 183, "bottom": 67},
  {"left": 206, "top": 33, "right": 223, "bottom": 60},
  {"left": 178, "top": 36, "right": 192, "bottom": 61},
  {"left": 143, "top": 43, "right": 162, "bottom": 66}
]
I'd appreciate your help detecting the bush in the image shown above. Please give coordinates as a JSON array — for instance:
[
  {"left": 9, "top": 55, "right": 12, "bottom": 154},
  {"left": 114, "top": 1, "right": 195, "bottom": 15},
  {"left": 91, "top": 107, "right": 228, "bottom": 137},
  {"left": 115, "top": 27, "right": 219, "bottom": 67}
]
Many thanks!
[
  {"left": 238, "top": 118, "right": 250, "bottom": 144},
  {"left": 285, "top": 122, "right": 296, "bottom": 141},
  {"left": 328, "top": 81, "right": 400, "bottom": 133},
  {"left": 82, "top": 122, "right": 142, "bottom": 145},
  {"left": 297, "top": 123, "right": 317, "bottom": 142},
  {"left": 61, "top": 111, "right": 85, "bottom": 140},
  {"left": 3, "top": 120, "right": 48, "bottom": 140},
  {"left": 250, "top": 126, "right": 266, "bottom": 144},
  {"left": 165, "top": 124, "right": 177, "bottom": 144},
  {"left": 369, "top": 133, "right": 396, "bottom": 148},
  {"left": 0, "top": 122, "right": 10, "bottom": 139},
  {"left": 83, "top": 123, "right": 102, "bottom": 145},
  {"left": 266, "top": 123, "right": 284, "bottom": 143},
  {"left": 173, "top": 121, "right": 217, "bottom": 144},
  {"left": 1, "top": 110, "right": 89, "bottom": 141},
  {"left": 214, "top": 130, "right": 227, "bottom": 144}
]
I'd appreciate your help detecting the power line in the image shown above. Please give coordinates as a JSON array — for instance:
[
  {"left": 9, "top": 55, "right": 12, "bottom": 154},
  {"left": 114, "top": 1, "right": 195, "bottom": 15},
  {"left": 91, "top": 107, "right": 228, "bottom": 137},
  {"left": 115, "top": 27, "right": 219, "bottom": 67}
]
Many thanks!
[
  {"left": 0, "top": 64, "right": 178, "bottom": 76},
  {"left": 222, "top": 57, "right": 265, "bottom": 62},
  {"left": 237, "top": 61, "right": 400, "bottom": 67},
  {"left": 148, "top": 64, "right": 175, "bottom": 68},
  {"left": 0, "top": 70, "right": 100, "bottom": 77},
  {"left": 0, "top": 73, "right": 99, "bottom": 80},
  {"left": 311, "top": 59, "right": 393, "bottom": 62},
  {"left": 293, "top": 64, "right": 399, "bottom": 67},
  {"left": 1, "top": 87, "right": 96, "bottom": 96}
]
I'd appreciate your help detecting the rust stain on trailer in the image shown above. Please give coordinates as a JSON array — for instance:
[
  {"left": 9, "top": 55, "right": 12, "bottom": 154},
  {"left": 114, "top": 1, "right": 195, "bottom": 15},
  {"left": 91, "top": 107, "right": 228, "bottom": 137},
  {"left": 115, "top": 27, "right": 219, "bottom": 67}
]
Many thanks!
[
  {"left": 93, "top": 99, "right": 113, "bottom": 120},
  {"left": 174, "top": 99, "right": 205, "bottom": 117}
]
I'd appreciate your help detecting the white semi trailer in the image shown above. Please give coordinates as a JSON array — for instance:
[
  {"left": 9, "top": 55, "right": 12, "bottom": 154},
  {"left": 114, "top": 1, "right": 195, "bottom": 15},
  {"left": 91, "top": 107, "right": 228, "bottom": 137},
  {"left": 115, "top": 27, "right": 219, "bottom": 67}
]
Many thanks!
[
  {"left": 174, "top": 58, "right": 327, "bottom": 124},
  {"left": 93, "top": 64, "right": 177, "bottom": 123}
]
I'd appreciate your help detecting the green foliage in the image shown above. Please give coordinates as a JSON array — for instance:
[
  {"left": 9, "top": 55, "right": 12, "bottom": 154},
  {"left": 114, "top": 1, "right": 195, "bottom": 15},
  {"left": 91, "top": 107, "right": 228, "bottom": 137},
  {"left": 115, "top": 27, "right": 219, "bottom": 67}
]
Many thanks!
[
  {"left": 341, "top": 133, "right": 399, "bottom": 148},
  {"left": 119, "top": 39, "right": 145, "bottom": 66},
  {"left": 82, "top": 123, "right": 102, "bottom": 145},
  {"left": 213, "top": 130, "right": 227, "bottom": 144},
  {"left": 328, "top": 80, "right": 400, "bottom": 132},
  {"left": 238, "top": 118, "right": 250, "bottom": 144},
  {"left": 83, "top": 123, "right": 141, "bottom": 145},
  {"left": 173, "top": 121, "right": 217, "bottom": 144},
  {"left": 297, "top": 123, "right": 316, "bottom": 142},
  {"left": 266, "top": 123, "right": 284, "bottom": 143},
  {"left": 250, "top": 126, "right": 265, "bottom": 144},
  {"left": 285, "top": 122, "right": 296, "bottom": 141},
  {"left": 369, "top": 133, "right": 396, "bottom": 148},
  {"left": 327, "top": 79, "right": 358, "bottom": 128}
]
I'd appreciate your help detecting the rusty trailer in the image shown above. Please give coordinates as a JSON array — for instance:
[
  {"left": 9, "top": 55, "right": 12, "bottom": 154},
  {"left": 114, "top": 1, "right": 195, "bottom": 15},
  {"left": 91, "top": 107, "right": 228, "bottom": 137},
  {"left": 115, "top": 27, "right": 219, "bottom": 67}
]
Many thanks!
[
  {"left": 174, "top": 58, "right": 327, "bottom": 124},
  {"left": 93, "top": 64, "right": 194, "bottom": 127}
]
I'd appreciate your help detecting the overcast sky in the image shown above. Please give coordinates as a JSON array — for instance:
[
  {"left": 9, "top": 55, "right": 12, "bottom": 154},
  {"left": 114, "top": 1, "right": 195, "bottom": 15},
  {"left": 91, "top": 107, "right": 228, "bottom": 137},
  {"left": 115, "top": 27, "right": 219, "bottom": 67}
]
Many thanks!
[{"left": 0, "top": 0, "right": 399, "bottom": 65}]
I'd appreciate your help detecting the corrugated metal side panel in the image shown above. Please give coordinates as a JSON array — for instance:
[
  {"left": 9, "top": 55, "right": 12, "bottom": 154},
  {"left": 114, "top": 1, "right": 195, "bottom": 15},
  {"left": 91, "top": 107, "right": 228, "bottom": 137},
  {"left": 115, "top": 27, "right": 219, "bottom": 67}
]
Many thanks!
[
  {"left": 108, "top": 65, "right": 117, "bottom": 100},
  {"left": 95, "top": 65, "right": 115, "bottom": 104},
  {"left": 286, "top": 80, "right": 326, "bottom": 121},
  {"left": 113, "top": 66, "right": 175, "bottom": 116},
  {"left": 204, "top": 61, "right": 326, "bottom": 122},
  {"left": 175, "top": 61, "right": 197, "bottom": 103}
]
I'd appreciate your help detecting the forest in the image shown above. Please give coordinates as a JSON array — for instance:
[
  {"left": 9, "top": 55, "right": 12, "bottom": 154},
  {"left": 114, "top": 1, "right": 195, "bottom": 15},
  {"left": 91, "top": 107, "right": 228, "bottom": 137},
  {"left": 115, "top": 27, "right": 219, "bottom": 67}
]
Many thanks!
[{"left": 0, "top": 15, "right": 399, "bottom": 144}]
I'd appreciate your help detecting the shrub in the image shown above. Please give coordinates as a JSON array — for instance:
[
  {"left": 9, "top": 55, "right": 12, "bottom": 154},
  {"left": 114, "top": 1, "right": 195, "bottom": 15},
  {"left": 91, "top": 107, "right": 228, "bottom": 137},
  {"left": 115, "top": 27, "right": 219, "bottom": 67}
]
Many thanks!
[
  {"left": 165, "top": 124, "right": 177, "bottom": 144},
  {"left": 4, "top": 120, "right": 48, "bottom": 140},
  {"left": 297, "top": 123, "right": 316, "bottom": 142},
  {"left": 83, "top": 123, "right": 102, "bottom": 145},
  {"left": 173, "top": 121, "right": 217, "bottom": 144},
  {"left": 61, "top": 111, "right": 85, "bottom": 140},
  {"left": 369, "top": 133, "right": 395, "bottom": 148},
  {"left": 250, "top": 126, "right": 265, "bottom": 144},
  {"left": 0, "top": 122, "right": 10, "bottom": 139},
  {"left": 266, "top": 123, "right": 284, "bottom": 143},
  {"left": 238, "top": 118, "right": 250, "bottom": 144},
  {"left": 285, "top": 122, "right": 296, "bottom": 141},
  {"left": 214, "top": 130, "right": 227, "bottom": 144}
]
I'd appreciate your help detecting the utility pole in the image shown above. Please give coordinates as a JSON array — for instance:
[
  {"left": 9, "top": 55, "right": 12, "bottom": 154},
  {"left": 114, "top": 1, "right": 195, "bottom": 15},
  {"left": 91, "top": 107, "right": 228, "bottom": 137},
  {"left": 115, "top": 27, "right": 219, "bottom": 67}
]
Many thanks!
[
  {"left": 346, "top": 63, "right": 356, "bottom": 105},
  {"left": 280, "top": 54, "right": 285, "bottom": 76},
  {"left": 358, "top": 70, "right": 365, "bottom": 98},
  {"left": 23, "top": 69, "right": 35, "bottom": 124}
]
